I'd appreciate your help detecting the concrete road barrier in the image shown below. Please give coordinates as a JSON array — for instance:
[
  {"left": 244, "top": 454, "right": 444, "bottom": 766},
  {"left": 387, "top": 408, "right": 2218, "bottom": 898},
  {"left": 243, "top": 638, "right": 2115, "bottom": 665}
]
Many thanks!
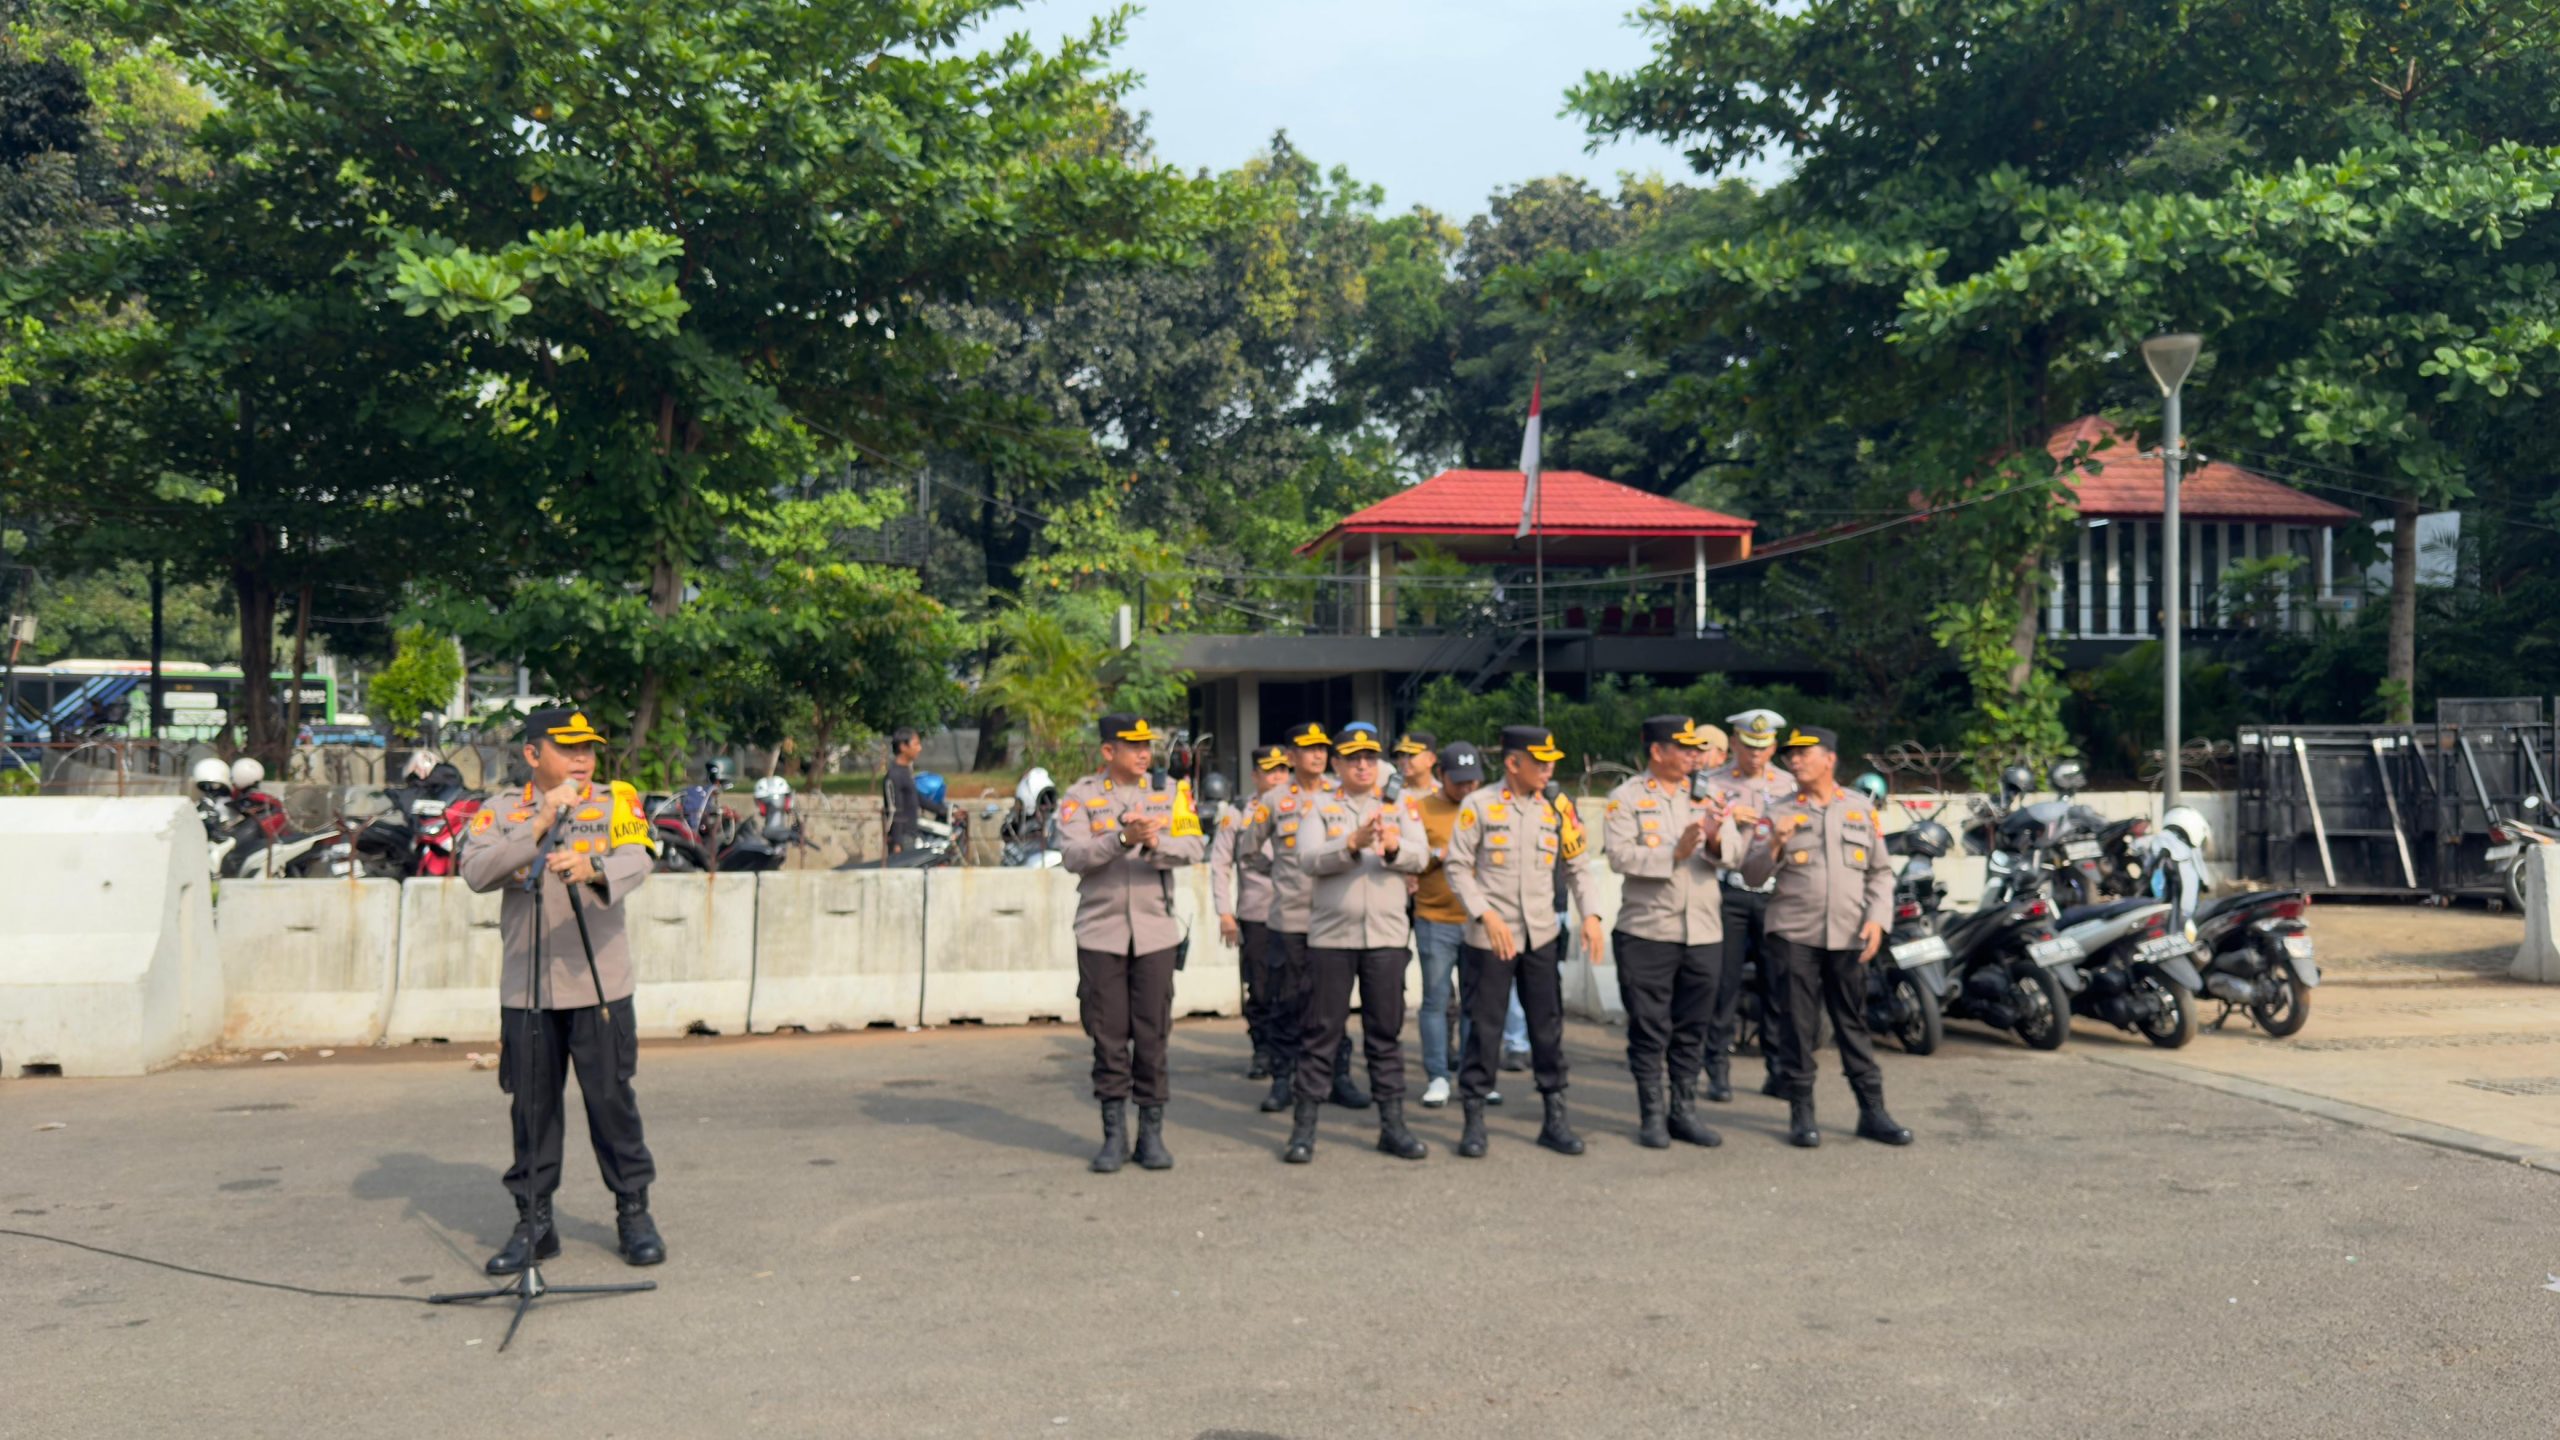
[
  {"left": 384, "top": 879, "right": 505, "bottom": 1043},
  {"left": 626, "top": 872, "right": 757, "bottom": 1037},
  {"left": 0, "top": 797, "right": 222, "bottom": 1077},
  {"left": 216, "top": 878, "right": 401, "bottom": 1050},
  {"left": 750, "top": 870, "right": 924, "bottom": 1031},
  {"left": 2511, "top": 846, "right": 2560, "bottom": 983},
  {"left": 919, "top": 866, "right": 1079, "bottom": 1026}
]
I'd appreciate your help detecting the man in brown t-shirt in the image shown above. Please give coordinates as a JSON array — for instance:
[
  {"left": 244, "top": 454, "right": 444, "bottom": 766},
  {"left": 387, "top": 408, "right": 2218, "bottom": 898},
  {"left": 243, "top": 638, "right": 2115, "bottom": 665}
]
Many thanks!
[{"left": 1409, "top": 740, "right": 1480, "bottom": 1107}]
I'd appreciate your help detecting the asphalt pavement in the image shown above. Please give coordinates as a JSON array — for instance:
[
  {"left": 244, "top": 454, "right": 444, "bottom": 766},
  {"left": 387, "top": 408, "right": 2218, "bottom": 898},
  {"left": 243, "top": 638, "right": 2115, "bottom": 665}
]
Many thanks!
[{"left": 5, "top": 1016, "right": 2556, "bottom": 1439}]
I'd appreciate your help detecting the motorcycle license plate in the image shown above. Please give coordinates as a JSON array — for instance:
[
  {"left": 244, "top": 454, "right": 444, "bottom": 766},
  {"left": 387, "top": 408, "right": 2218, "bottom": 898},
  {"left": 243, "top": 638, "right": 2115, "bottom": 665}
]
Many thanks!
[
  {"left": 1890, "top": 935, "right": 1951, "bottom": 968},
  {"left": 2028, "top": 937, "right": 2082, "bottom": 966},
  {"left": 2134, "top": 935, "right": 2192, "bottom": 965},
  {"left": 2485, "top": 843, "right": 2520, "bottom": 863},
  {"left": 2061, "top": 839, "right": 2101, "bottom": 861}
]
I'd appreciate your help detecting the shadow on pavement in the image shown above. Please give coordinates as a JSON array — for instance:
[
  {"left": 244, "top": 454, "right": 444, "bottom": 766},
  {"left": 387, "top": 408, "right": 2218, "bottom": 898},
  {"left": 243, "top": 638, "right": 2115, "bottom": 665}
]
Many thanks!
[
  {"left": 350, "top": 1151, "right": 618, "bottom": 1253},
  {"left": 857, "top": 1091, "right": 1094, "bottom": 1161}
]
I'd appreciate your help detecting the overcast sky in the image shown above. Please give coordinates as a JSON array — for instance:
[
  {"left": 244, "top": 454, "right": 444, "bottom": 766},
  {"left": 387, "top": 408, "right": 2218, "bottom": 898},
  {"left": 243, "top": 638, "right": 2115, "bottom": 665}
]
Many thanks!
[{"left": 996, "top": 0, "right": 1774, "bottom": 220}]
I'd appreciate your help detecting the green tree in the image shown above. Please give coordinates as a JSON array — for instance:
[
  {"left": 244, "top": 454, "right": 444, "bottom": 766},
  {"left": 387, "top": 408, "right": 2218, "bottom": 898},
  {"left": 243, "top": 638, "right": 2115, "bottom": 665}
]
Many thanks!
[
  {"left": 70, "top": 0, "right": 1193, "bottom": 767},
  {"left": 368, "top": 625, "right": 462, "bottom": 739}
]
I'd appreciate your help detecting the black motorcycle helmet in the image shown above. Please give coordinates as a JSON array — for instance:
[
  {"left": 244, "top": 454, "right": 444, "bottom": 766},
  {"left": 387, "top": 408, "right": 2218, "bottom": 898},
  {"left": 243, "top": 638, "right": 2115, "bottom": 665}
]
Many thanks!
[
  {"left": 2047, "top": 758, "right": 2088, "bottom": 794},
  {"left": 1901, "top": 820, "right": 1954, "bottom": 858},
  {"left": 1999, "top": 762, "right": 2035, "bottom": 797}
]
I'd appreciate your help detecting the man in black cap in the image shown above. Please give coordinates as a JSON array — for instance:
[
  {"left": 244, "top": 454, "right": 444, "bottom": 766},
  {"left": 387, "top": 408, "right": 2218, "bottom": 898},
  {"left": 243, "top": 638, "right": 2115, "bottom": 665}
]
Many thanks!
[
  {"left": 1057, "top": 713, "right": 1206, "bottom": 1172},
  {"left": 1441, "top": 724, "right": 1608, "bottom": 1157},
  {"left": 1602, "top": 716, "right": 1746, "bottom": 1149},
  {"left": 1739, "top": 726, "right": 1912, "bottom": 1148},
  {"left": 459, "top": 705, "right": 665, "bottom": 1273},
  {"left": 1240, "top": 723, "right": 1369, "bottom": 1113}
]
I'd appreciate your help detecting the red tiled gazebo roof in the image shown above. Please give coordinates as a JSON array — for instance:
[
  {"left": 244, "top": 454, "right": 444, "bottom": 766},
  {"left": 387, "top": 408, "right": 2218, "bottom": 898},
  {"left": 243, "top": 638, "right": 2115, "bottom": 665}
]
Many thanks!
[
  {"left": 2046, "top": 417, "right": 2359, "bottom": 524},
  {"left": 1300, "top": 469, "right": 1755, "bottom": 563}
]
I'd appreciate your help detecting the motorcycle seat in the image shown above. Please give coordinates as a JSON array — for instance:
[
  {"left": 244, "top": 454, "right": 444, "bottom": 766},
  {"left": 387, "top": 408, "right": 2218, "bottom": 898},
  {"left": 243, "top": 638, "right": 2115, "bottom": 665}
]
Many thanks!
[
  {"left": 2193, "top": 891, "right": 2269, "bottom": 922},
  {"left": 2057, "top": 898, "right": 2153, "bottom": 928}
]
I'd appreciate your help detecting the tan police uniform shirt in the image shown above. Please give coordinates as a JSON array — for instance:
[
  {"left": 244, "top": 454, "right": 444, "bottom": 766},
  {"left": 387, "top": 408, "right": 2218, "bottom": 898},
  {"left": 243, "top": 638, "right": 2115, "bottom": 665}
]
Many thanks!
[
  {"left": 1302, "top": 790, "right": 1429, "bottom": 949},
  {"left": 1701, "top": 757, "right": 1799, "bottom": 891},
  {"left": 1238, "top": 775, "right": 1338, "bottom": 935},
  {"left": 1739, "top": 788, "right": 1896, "bottom": 950},
  {"left": 1443, "top": 782, "right": 1605, "bottom": 952},
  {"left": 1603, "top": 772, "right": 1748, "bottom": 945},
  {"left": 1207, "top": 802, "right": 1273, "bottom": 926},
  {"left": 1057, "top": 772, "right": 1205, "bottom": 955},
  {"left": 460, "top": 780, "right": 654, "bottom": 1009}
]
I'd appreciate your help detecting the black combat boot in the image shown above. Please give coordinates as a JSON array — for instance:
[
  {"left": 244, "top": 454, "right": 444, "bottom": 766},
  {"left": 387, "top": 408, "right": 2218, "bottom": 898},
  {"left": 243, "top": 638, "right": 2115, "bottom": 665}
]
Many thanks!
[
  {"left": 1328, "top": 1047, "right": 1371, "bottom": 1109},
  {"left": 1375, "top": 1099, "right": 1427, "bottom": 1161},
  {"left": 1667, "top": 1080, "right": 1723, "bottom": 1148},
  {"left": 1091, "top": 1099, "right": 1129, "bottom": 1174},
  {"left": 1134, "top": 1104, "right": 1175, "bottom": 1170},
  {"left": 1535, "top": 1092, "right": 1585, "bottom": 1156},
  {"left": 1247, "top": 1047, "right": 1271, "bottom": 1081},
  {"left": 1259, "top": 1068, "right": 1292, "bottom": 1113},
  {"left": 1457, "top": 1097, "right": 1488, "bottom": 1158},
  {"left": 484, "top": 1196, "right": 559, "bottom": 1276},
  {"left": 1759, "top": 1070, "right": 1788, "bottom": 1098},
  {"left": 1787, "top": 1094, "right": 1821, "bottom": 1148},
  {"left": 1283, "top": 1096, "right": 1320, "bottom": 1164},
  {"left": 1634, "top": 1076, "right": 1671, "bottom": 1149},
  {"left": 615, "top": 1189, "right": 666, "bottom": 1266},
  {"left": 1854, "top": 1089, "right": 1913, "bottom": 1146},
  {"left": 1704, "top": 1057, "right": 1734, "bottom": 1104}
]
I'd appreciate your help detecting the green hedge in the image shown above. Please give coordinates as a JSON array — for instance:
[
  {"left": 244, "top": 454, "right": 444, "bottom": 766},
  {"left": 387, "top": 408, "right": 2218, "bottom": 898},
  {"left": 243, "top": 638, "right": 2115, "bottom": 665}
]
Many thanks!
[{"left": 1407, "top": 675, "right": 1860, "bottom": 776}]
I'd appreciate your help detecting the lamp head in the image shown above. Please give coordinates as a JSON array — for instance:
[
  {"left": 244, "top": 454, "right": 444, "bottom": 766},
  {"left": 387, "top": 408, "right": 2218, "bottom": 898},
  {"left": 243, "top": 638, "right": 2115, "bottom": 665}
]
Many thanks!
[{"left": 2141, "top": 332, "right": 2202, "bottom": 396}]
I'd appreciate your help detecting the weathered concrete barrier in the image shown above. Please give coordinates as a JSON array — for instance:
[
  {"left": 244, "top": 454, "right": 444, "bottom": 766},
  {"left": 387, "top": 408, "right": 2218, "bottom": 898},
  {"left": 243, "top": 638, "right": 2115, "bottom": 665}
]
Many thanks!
[
  {"left": 0, "top": 798, "right": 221, "bottom": 1077},
  {"left": 918, "top": 866, "right": 1078, "bottom": 1026},
  {"left": 216, "top": 878, "right": 401, "bottom": 1050},
  {"left": 625, "top": 871, "right": 757, "bottom": 1037},
  {"left": 384, "top": 879, "right": 504, "bottom": 1043},
  {"left": 2511, "top": 845, "right": 2560, "bottom": 983},
  {"left": 749, "top": 870, "right": 925, "bottom": 1031}
]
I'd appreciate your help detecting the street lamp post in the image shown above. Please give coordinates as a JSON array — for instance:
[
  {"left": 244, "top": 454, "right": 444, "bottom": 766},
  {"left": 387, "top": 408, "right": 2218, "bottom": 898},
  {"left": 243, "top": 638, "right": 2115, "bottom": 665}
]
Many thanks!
[{"left": 2141, "top": 333, "right": 2203, "bottom": 810}]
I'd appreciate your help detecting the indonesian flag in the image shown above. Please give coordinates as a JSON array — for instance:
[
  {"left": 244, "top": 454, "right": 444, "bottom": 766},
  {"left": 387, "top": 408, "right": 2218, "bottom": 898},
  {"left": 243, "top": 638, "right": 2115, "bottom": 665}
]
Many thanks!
[{"left": 1515, "top": 372, "right": 1542, "bottom": 540}]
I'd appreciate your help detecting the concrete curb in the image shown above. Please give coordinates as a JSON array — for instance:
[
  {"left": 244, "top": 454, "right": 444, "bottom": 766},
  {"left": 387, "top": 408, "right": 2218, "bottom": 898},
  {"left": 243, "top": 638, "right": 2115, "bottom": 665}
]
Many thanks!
[{"left": 2077, "top": 1047, "right": 2560, "bottom": 1175}]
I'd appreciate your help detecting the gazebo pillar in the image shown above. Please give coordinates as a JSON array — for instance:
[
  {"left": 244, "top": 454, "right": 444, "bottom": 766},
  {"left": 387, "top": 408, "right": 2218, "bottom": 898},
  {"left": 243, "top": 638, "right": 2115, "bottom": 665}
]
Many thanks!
[
  {"left": 1692, "top": 536, "right": 1708, "bottom": 637},
  {"left": 1367, "top": 535, "right": 1382, "bottom": 638}
]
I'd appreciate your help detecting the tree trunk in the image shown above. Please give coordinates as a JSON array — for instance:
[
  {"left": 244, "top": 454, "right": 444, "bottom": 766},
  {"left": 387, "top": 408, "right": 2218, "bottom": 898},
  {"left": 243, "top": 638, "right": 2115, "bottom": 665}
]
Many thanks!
[
  {"left": 971, "top": 704, "right": 1009, "bottom": 771},
  {"left": 2386, "top": 495, "right": 2419, "bottom": 723},
  {"left": 232, "top": 524, "right": 283, "bottom": 769},
  {"left": 627, "top": 551, "right": 685, "bottom": 758},
  {"left": 2004, "top": 561, "right": 2042, "bottom": 698}
]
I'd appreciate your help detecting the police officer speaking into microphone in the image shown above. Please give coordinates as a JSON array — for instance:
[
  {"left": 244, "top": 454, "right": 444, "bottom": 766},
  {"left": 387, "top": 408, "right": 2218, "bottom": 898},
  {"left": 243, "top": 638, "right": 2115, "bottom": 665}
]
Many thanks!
[
  {"left": 1442, "top": 724, "right": 1607, "bottom": 1159},
  {"left": 1602, "top": 716, "right": 1747, "bottom": 1150},
  {"left": 1738, "top": 726, "right": 1913, "bottom": 1149},
  {"left": 1058, "top": 713, "right": 1205, "bottom": 1174},
  {"left": 459, "top": 706, "right": 665, "bottom": 1275}
]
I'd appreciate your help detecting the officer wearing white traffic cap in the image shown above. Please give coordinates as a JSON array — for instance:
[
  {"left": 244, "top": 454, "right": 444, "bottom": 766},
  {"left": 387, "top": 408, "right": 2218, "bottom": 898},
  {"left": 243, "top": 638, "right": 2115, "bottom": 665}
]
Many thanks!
[{"left": 1701, "top": 707, "right": 1799, "bottom": 1102}]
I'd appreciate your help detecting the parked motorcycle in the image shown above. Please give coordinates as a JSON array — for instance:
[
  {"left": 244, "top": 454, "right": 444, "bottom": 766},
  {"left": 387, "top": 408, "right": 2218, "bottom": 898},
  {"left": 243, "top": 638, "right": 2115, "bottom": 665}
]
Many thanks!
[
  {"left": 2052, "top": 898, "right": 2202, "bottom": 1048},
  {"left": 328, "top": 757, "right": 483, "bottom": 878},
  {"left": 1871, "top": 819, "right": 1954, "bottom": 1055},
  {"left": 2487, "top": 794, "right": 2558, "bottom": 912},
  {"left": 718, "top": 774, "right": 806, "bottom": 872},
  {"left": 1935, "top": 882, "right": 2076, "bottom": 1049},
  {"left": 997, "top": 766, "right": 1064, "bottom": 869},
  {"left": 192, "top": 757, "right": 341, "bottom": 878},
  {"left": 2189, "top": 889, "right": 2319, "bottom": 1036}
]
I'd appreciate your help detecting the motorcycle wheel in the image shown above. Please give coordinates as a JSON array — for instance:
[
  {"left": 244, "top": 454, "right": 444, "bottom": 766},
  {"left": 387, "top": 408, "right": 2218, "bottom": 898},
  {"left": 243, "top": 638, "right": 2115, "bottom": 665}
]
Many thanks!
[
  {"left": 2505, "top": 855, "right": 2529, "bottom": 914},
  {"left": 1890, "top": 971, "right": 1942, "bottom": 1056},
  {"left": 2012, "top": 964, "right": 2072, "bottom": 1050},
  {"left": 2250, "top": 958, "right": 2312, "bottom": 1037},
  {"left": 2131, "top": 968, "right": 2198, "bottom": 1049}
]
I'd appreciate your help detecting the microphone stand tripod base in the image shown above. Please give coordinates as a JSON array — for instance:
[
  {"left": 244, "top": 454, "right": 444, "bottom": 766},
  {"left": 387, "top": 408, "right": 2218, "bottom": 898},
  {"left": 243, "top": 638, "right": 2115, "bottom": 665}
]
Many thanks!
[{"left": 427, "top": 1262, "right": 656, "bottom": 1352}]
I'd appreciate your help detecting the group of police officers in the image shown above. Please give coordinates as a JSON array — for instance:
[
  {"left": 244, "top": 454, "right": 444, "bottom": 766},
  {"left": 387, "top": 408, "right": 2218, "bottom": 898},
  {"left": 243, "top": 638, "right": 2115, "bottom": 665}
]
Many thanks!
[
  {"left": 465, "top": 699, "right": 1915, "bottom": 1276},
  {"left": 1066, "top": 705, "right": 1913, "bottom": 1174}
]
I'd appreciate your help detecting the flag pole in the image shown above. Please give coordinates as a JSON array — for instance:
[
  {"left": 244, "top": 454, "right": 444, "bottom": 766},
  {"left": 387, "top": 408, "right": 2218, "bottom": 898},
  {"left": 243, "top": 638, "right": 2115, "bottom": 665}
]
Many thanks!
[
  {"left": 1534, "top": 527, "right": 1545, "bottom": 725},
  {"left": 1516, "top": 367, "right": 1546, "bottom": 725}
]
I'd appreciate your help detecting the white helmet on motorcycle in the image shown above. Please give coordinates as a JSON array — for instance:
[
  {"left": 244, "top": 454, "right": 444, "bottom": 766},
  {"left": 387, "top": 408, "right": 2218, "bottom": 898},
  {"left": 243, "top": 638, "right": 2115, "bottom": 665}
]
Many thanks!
[
  {"left": 229, "top": 756, "right": 266, "bottom": 790},
  {"left": 2160, "top": 804, "right": 2211, "bottom": 856},
  {"left": 752, "top": 774, "right": 791, "bottom": 806},
  {"left": 192, "top": 757, "right": 232, "bottom": 795},
  {"left": 1014, "top": 766, "right": 1056, "bottom": 816},
  {"left": 402, "top": 748, "right": 443, "bottom": 783}
]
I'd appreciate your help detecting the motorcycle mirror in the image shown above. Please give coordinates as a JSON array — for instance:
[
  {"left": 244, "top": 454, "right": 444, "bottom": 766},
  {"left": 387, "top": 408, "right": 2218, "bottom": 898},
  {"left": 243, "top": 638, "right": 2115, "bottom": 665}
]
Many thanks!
[{"left": 2527, "top": 794, "right": 2546, "bottom": 814}]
